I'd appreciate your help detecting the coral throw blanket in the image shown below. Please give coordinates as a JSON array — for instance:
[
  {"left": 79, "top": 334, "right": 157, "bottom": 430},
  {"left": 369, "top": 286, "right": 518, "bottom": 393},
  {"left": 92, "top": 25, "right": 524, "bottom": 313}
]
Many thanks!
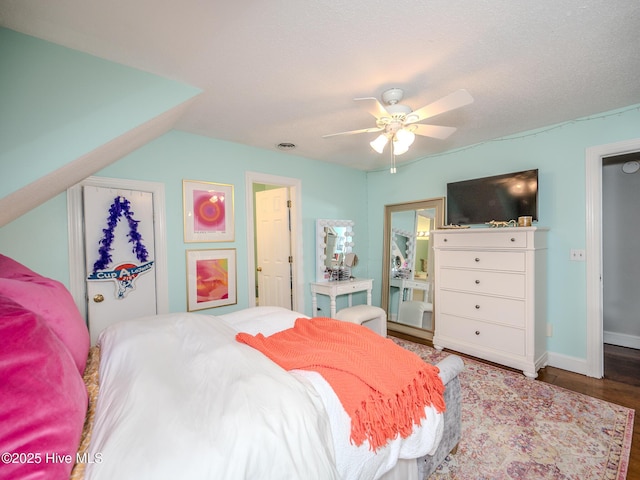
[{"left": 236, "top": 317, "right": 445, "bottom": 451}]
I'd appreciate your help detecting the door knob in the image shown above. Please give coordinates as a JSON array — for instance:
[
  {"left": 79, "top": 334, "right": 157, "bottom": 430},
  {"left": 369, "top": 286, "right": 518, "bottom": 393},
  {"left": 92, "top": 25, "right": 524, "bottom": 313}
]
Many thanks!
[
  {"left": 93, "top": 294, "right": 105, "bottom": 303},
  {"left": 257, "top": 267, "right": 262, "bottom": 272}
]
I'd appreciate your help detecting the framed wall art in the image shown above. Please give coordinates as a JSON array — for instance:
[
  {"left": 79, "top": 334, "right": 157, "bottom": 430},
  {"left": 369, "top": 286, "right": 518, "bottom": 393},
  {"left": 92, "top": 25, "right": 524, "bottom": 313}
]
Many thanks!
[
  {"left": 183, "top": 180, "right": 234, "bottom": 242},
  {"left": 186, "top": 248, "right": 237, "bottom": 311}
]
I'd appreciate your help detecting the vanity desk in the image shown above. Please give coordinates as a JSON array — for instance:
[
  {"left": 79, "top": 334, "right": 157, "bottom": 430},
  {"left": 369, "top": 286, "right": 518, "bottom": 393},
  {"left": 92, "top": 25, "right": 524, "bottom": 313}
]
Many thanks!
[
  {"left": 310, "top": 278, "right": 373, "bottom": 318},
  {"left": 390, "top": 277, "right": 430, "bottom": 309}
]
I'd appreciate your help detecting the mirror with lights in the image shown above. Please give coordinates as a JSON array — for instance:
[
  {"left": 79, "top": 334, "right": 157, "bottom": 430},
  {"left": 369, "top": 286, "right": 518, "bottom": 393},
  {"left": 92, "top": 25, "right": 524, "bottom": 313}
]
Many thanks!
[
  {"left": 316, "top": 219, "right": 355, "bottom": 282},
  {"left": 381, "top": 198, "right": 444, "bottom": 341},
  {"left": 390, "top": 226, "right": 415, "bottom": 279}
]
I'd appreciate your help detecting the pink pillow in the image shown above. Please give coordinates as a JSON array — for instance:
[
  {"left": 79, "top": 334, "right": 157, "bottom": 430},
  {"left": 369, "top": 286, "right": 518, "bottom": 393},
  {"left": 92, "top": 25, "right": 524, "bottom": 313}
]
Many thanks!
[
  {"left": 0, "top": 295, "right": 88, "bottom": 480},
  {"left": 0, "top": 254, "right": 89, "bottom": 373}
]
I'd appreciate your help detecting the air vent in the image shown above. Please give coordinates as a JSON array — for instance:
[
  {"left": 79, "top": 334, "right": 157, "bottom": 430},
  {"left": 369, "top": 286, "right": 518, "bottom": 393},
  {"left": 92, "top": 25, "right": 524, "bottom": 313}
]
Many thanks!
[{"left": 277, "top": 142, "right": 296, "bottom": 151}]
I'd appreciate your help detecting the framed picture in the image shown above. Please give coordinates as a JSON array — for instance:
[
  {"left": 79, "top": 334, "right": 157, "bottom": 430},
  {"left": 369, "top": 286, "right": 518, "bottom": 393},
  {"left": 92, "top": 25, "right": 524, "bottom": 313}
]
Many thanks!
[
  {"left": 186, "top": 249, "right": 237, "bottom": 311},
  {"left": 183, "top": 180, "right": 234, "bottom": 242}
]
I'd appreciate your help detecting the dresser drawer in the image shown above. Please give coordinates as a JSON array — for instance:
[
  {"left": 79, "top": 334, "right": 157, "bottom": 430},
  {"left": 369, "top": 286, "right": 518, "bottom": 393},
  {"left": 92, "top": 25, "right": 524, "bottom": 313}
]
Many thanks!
[
  {"left": 439, "top": 268, "right": 525, "bottom": 298},
  {"left": 438, "top": 250, "right": 525, "bottom": 272},
  {"left": 434, "top": 230, "right": 527, "bottom": 248},
  {"left": 437, "top": 313, "right": 525, "bottom": 356},
  {"left": 439, "top": 290, "right": 525, "bottom": 327}
]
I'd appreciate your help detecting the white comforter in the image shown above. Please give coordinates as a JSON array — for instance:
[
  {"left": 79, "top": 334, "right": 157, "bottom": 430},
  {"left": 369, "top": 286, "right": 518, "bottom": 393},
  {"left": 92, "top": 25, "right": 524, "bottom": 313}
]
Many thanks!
[
  {"left": 85, "top": 308, "right": 443, "bottom": 480},
  {"left": 85, "top": 313, "right": 338, "bottom": 480},
  {"left": 219, "top": 307, "right": 443, "bottom": 480}
]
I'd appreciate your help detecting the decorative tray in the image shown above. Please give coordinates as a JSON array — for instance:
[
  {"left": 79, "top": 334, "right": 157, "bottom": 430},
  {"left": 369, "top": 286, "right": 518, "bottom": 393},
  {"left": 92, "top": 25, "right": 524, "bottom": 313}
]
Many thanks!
[{"left": 439, "top": 225, "right": 471, "bottom": 229}]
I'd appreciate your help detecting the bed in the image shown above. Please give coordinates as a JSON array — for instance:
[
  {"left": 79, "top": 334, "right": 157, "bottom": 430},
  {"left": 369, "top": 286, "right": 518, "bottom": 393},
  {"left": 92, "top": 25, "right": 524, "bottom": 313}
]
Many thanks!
[{"left": 0, "top": 254, "right": 463, "bottom": 480}]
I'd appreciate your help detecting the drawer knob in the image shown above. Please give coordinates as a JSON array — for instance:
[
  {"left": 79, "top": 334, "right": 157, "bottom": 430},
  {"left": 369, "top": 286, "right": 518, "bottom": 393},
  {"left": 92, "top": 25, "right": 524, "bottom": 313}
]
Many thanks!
[
  {"left": 475, "top": 330, "right": 480, "bottom": 335},
  {"left": 510, "top": 237, "right": 516, "bottom": 242},
  {"left": 443, "top": 238, "right": 448, "bottom": 242},
  {"left": 475, "top": 257, "right": 480, "bottom": 262},
  {"left": 475, "top": 279, "right": 480, "bottom": 284},
  {"left": 475, "top": 304, "right": 480, "bottom": 309}
]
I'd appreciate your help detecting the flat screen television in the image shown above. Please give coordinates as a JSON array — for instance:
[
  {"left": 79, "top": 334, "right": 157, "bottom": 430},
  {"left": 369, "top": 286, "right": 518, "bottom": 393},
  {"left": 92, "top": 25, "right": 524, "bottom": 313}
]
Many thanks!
[{"left": 446, "top": 169, "right": 538, "bottom": 225}]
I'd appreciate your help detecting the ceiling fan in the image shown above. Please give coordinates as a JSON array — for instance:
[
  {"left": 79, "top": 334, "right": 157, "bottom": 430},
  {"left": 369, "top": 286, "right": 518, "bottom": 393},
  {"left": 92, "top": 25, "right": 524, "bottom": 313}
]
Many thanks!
[{"left": 323, "top": 88, "right": 474, "bottom": 172}]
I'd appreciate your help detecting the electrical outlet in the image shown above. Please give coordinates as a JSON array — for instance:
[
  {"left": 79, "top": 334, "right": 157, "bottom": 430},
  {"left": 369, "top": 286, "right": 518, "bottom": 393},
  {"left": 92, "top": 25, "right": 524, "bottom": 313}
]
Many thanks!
[
  {"left": 570, "top": 249, "right": 586, "bottom": 261},
  {"left": 546, "top": 323, "right": 553, "bottom": 337}
]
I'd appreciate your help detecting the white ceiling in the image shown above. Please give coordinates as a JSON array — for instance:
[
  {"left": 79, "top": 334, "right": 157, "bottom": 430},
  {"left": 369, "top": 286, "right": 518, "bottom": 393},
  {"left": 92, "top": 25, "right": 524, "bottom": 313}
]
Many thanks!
[{"left": 2, "top": 0, "right": 639, "bottom": 171}]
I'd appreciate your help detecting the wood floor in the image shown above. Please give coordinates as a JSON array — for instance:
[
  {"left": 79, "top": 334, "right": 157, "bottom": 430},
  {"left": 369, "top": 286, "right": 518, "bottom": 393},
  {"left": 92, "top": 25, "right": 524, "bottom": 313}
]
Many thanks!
[
  {"left": 537, "top": 344, "right": 639, "bottom": 479},
  {"left": 393, "top": 333, "right": 639, "bottom": 479}
]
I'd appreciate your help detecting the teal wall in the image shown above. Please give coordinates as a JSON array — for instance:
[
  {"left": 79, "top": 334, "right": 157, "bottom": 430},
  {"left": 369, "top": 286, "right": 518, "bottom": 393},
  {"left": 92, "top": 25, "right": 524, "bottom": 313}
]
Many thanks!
[
  {"left": 366, "top": 105, "right": 640, "bottom": 360},
  {"left": 98, "top": 131, "right": 369, "bottom": 316},
  {"left": 0, "top": 130, "right": 368, "bottom": 317},
  {"left": 0, "top": 28, "right": 201, "bottom": 199},
  {"left": 0, "top": 30, "right": 368, "bottom": 318},
  {"left": 1, "top": 29, "right": 640, "bottom": 367}
]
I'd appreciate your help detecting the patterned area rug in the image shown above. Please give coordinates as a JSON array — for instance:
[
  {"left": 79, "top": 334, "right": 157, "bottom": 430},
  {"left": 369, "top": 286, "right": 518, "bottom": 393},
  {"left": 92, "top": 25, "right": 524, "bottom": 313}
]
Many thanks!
[{"left": 391, "top": 338, "right": 634, "bottom": 480}]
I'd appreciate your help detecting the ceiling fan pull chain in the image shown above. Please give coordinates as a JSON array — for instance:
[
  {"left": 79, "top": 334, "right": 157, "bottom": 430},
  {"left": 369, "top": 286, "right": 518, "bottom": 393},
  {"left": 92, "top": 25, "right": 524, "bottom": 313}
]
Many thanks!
[{"left": 390, "top": 143, "right": 397, "bottom": 174}]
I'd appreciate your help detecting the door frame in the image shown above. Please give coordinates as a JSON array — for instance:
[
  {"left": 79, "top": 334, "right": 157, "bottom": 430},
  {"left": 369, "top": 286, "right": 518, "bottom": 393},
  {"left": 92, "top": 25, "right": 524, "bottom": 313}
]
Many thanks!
[
  {"left": 585, "top": 137, "right": 640, "bottom": 378},
  {"left": 245, "top": 171, "right": 303, "bottom": 313},
  {"left": 67, "top": 176, "right": 169, "bottom": 319}
]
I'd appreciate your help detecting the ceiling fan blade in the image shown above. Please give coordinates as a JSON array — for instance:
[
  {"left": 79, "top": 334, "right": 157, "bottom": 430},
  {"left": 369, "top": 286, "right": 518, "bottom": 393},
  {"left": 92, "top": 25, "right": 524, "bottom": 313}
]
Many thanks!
[
  {"left": 406, "top": 89, "right": 474, "bottom": 124},
  {"left": 353, "top": 97, "right": 391, "bottom": 121},
  {"left": 322, "top": 126, "right": 383, "bottom": 138},
  {"left": 410, "top": 124, "right": 458, "bottom": 140}
]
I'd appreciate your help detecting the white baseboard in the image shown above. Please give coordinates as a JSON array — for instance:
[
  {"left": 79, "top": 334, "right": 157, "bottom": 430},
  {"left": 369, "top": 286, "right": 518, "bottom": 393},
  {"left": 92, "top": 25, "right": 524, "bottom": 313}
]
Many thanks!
[
  {"left": 603, "top": 330, "right": 640, "bottom": 349},
  {"left": 546, "top": 351, "right": 588, "bottom": 376},
  {"left": 546, "top": 334, "right": 639, "bottom": 377}
]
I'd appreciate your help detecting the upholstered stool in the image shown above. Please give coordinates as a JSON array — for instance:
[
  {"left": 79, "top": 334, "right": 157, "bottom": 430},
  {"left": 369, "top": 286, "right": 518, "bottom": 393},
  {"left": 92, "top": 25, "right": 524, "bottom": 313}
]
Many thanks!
[
  {"left": 335, "top": 305, "right": 387, "bottom": 337},
  {"left": 398, "top": 301, "right": 432, "bottom": 329}
]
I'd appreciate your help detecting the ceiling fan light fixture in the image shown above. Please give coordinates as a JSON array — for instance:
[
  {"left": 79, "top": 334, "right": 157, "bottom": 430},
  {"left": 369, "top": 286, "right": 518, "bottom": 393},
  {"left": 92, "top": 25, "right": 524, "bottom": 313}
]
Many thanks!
[
  {"left": 391, "top": 128, "right": 415, "bottom": 155},
  {"left": 392, "top": 141, "right": 410, "bottom": 156},
  {"left": 324, "top": 88, "right": 473, "bottom": 171},
  {"left": 370, "top": 134, "right": 389, "bottom": 154},
  {"left": 395, "top": 128, "right": 415, "bottom": 147}
]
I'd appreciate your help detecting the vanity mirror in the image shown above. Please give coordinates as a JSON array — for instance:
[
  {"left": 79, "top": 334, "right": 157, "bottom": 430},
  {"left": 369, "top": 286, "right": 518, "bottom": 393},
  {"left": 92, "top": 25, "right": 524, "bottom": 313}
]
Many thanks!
[
  {"left": 316, "top": 219, "right": 355, "bottom": 282},
  {"left": 381, "top": 198, "right": 444, "bottom": 341}
]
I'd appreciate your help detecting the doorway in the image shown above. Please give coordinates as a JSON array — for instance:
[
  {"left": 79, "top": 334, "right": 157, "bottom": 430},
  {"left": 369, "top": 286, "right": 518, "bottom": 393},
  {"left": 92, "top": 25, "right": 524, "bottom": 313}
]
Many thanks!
[
  {"left": 586, "top": 138, "right": 640, "bottom": 378},
  {"left": 602, "top": 153, "right": 640, "bottom": 348},
  {"left": 245, "top": 172, "right": 304, "bottom": 314},
  {"left": 601, "top": 152, "right": 640, "bottom": 384}
]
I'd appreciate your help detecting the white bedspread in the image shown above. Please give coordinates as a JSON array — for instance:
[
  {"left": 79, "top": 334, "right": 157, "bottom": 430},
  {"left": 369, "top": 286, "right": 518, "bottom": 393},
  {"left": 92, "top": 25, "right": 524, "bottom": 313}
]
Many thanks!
[
  {"left": 84, "top": 313, "right": 338, "bottom": 480},
  {"left": 219, "top": 307, "right": 444, "bottom": 480}
]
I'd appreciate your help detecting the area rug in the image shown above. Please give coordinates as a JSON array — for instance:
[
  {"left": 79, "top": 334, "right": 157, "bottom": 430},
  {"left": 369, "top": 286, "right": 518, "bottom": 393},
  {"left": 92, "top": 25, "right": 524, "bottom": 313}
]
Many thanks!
[{"left": 391, "top": 338, "right": 634, "bottom": 480}]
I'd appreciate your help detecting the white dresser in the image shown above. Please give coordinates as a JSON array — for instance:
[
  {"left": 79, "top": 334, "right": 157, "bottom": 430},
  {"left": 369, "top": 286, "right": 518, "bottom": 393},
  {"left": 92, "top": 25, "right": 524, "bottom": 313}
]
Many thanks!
[{"left": 432, "top": 227, "right": 548, "bottom": 377}]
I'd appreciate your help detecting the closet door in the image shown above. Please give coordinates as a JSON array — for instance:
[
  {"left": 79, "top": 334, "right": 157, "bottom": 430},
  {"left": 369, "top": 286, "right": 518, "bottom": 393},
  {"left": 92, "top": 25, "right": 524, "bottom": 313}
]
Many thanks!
[{"left": 83, "top": 185, "right": 157, "bottom": 344}]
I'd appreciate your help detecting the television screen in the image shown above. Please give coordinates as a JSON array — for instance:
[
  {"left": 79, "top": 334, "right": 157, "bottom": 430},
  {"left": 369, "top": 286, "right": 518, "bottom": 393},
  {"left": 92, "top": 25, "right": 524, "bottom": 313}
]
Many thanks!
[{"left": 446, "top": 169, "right": 538, "bottom": 225}]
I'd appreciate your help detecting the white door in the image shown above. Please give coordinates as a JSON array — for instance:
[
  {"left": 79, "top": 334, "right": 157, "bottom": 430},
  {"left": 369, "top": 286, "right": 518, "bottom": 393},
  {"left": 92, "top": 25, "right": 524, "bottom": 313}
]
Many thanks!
[
  {"left": 256, "top": 188, "right": 292, "bottom": 309},
  {"left": 83, "top": 186, "right": 157, "bottom": 343}
]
